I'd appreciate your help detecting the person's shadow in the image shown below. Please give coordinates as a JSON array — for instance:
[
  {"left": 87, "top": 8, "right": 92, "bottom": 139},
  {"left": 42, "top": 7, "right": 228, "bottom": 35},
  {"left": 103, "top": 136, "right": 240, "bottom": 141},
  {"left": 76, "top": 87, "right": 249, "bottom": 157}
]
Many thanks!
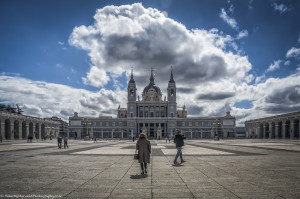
[
  {"left": 172, "top": 163, "right": 184, "bottom": 167},
  {"left": 130, "top": 174, "right": 148, "bottom": 179}
]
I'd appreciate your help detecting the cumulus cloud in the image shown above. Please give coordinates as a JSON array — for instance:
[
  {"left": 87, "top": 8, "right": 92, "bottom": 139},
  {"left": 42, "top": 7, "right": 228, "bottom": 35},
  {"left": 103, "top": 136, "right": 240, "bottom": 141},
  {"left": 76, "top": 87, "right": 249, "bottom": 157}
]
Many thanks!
[
  {"left": 286, "top": 47, "right": 300, "bottom": 59},
  {"left": 69, "top": 3, "right": 251, "bottom": 92},
  {"left": 284, "top": 60, "right": 290, "bottom": 66},
  {"left": 236, "top": 30, "right": 248, "bottom": 39},
  {"left": 272, "top": 3, "right": 289, "bottom": 14},
  {"left": 197, "top": 92, "right": 235, "bottom": 100},
  {"left": 219, "top": 8, "right": 238, "bottom": 30},
  {"left": 0, "top": 75, "right": 127, "bottom": 121},
  {"left": 266, "top": 60, "right": 281, "bottom": 73}
]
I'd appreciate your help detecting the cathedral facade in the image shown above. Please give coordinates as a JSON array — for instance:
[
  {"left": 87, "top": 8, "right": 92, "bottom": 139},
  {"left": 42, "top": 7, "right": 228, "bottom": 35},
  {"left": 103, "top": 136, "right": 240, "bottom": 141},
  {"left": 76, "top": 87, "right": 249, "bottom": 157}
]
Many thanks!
[{"left": 69, "top": 69, "right": 236, "bottom": 139}]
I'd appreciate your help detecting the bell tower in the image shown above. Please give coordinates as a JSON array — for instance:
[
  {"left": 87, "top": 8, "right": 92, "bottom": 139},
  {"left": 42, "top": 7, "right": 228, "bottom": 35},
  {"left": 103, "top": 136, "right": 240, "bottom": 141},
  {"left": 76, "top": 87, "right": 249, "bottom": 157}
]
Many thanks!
[
  {"left": 128, "top": 67, "right": 137, "bottom": 102},
  {"left": 127, "top": 67, "right": 137, "bottom": 118},
  {"left": 167, "top": 66, "right": 177, "bottom": 118}
]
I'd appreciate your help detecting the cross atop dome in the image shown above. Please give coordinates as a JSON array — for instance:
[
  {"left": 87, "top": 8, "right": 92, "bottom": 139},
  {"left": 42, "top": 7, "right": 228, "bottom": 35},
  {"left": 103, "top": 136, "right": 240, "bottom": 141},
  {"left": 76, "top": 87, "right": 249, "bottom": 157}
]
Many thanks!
[{"left": 149, "top": 67, "right": 155, "bottom": 85}]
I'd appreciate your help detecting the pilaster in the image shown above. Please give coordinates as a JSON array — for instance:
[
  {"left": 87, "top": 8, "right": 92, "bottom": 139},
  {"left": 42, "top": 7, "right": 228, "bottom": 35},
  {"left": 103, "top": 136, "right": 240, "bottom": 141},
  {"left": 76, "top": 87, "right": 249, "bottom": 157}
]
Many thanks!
[
  {"left": 290, "top": 122, "right": 294, "bottom": 139},
  {"left": 18, "top": 121, "right": 22, "bottom": 139},
  {"left": 38, "top": 124, "right": 41, "bottom": 140},
  {"left": 0, "top": 121, "right": 5, "bottom": 140},
  {"left": 269, "top": 122, "right": 273, "bottom": 139},
  {"left": 282, "top": 121, "right": 286, "bottom": 139},
  {"left": 275, "top": 123, "right": 279, "bottom": 139}
]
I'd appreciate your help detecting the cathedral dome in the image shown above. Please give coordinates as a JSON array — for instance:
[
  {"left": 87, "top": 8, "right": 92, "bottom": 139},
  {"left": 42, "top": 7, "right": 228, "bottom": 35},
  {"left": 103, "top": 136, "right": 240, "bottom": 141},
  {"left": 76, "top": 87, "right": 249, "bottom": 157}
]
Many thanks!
[{"left": 142, "top": 84, "right": 162, "bottom": 95}]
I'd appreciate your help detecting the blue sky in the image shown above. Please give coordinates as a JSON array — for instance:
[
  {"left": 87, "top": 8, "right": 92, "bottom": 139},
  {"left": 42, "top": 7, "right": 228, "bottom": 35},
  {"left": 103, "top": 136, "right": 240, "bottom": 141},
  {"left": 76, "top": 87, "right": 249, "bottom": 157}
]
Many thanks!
[{"left": 0, "top": 0, "right": 300, "bottom": 125}]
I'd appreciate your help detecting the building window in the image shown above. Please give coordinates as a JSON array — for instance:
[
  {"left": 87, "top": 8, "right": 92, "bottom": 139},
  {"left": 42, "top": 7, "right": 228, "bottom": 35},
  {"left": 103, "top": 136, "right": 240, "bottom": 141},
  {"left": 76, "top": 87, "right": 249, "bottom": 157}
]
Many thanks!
[
  {"left": 100, "top": 122, "right": 102, "bottom": 126},
  {"left": 130, "top": 112, "right": 133, "bottom": 118},
  {"left": 106, "top": 122, "right": 109, "bottom": 127},
  {"left": 171, "top": 113, "right": 174, "bottom": 118},
  {"left": 151, "top": 112, "right": 154, "bottom": 117},
  {"left": 119, "top": 122, "right": 122, "bottom": 126},
  {"left": 182, "top": 122, "right": 185, "bottom": 126},
  {"left": 195, "top": 122, "right": 198, "bottom": 126},
  {"left": 112, "top": 122, "right": 115, "bottom": 126},
  {"left": 189, "top": 122, "right": 192, "bottom": 126}
]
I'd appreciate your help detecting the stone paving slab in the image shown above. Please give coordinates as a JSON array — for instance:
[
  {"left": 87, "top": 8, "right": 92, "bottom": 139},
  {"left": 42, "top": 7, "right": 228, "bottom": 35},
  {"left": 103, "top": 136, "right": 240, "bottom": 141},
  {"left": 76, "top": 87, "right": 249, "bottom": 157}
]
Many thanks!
[{"left": 0, "top": 139, "right": 299, "bottom": 198}]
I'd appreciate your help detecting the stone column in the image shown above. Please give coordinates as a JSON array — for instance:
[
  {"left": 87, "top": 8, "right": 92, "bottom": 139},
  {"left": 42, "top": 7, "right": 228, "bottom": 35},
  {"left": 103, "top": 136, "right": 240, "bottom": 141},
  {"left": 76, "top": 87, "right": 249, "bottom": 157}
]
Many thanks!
[
  {"left": 101, "top": 129, "right": 103, "bottom": 139},
  {"left": 275, "top": 123, "right": 279, "bottom": 139},
  {"left": 191, "top": 129, "right": 193, "bottom": 139},
  {"left": 263, "top": 124, "right": 266, "bottom": 139},
  {"left": 290, "top": 122, "right": 294, "bottom": 139},
  {"left": 90, "top": 128, "right": 94, "bottom": 139},
  {"left": 26, "top": 124, "right": 29, "bottom": 139},
  {"left": 18, "top": 121, "right": 22, "bottom": 140},
  {"left": 38, "top": 124, "right": 42, "bottom": 140},
  {"left": 282, "top": 121, "right": 286, "bottom": 139},
  {"left": 269, "top": 122, "right": 273, "bottom": 139},
  {"left": 121, "top": 129, "right": 123, "bottom": 139},
  {"left": 0, "top": 121, "right": 5, "bottom": 140},
  {"left": 256, "top": 126, "right": 259, "bottom": 138},
  {"left": 298, "top": 119, "right": 300, "bottom": 140},
  {"left": 10, "top": 122, "right": 14, "bottom": 140},
  {"left": 32, "top": 124, "right": 36, "bottom": 140},
  {"left": 111, "top": 129, "right": 113, "bottom": 138}
]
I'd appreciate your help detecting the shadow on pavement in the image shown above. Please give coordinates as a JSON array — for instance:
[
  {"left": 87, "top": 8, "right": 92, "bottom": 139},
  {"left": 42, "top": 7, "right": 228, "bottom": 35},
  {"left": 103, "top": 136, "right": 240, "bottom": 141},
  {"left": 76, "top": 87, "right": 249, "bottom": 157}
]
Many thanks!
[
  {"left": 130, "top": 174, "right": 148, "bottom": 179},
  {"left": 172, "top": 164, "right": 184, "bottom": 167}
]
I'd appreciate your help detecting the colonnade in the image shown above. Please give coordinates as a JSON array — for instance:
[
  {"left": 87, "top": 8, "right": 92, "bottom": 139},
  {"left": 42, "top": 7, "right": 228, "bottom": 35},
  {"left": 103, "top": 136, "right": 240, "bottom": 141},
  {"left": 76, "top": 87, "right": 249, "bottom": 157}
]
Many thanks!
[
  {"left": 245, "top": 112, "right": 300, "bottom": 139},
  {"left": 0, "top": 112, "right": 60, "bottom": 140}
]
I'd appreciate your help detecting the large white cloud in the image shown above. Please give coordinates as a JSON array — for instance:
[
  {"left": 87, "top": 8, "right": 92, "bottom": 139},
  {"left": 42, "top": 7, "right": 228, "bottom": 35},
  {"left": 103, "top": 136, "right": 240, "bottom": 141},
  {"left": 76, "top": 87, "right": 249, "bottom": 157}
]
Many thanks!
[
  {"left": 69, "top": 3, "right": 252, "bottom": 88},
  {"left": 0, "top": 75, "right": 127, "bottom": 121}
]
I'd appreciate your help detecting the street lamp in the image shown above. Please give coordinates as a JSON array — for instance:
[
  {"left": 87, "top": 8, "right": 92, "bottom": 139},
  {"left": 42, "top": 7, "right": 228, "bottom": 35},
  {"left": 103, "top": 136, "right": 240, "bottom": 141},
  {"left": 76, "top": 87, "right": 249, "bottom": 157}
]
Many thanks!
[
  {"left": 82, "top": 119, "right": 91, "bottom": 140},
  {"left": 214, "top": 119, "right": 221, "bottom": 141}
]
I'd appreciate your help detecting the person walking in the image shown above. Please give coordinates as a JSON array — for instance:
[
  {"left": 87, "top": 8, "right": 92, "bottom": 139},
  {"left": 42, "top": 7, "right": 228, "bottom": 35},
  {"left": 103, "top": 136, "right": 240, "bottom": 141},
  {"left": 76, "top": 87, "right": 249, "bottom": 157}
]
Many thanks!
[
  {"left": 173, "top": 130, "right": 186, "bottom": 164},
  {"left": 64, "top": 136, "right": 69, "bottom": 149},
  {"left": 136, "top": 133, "right": 151, "bottom": 175},
  {"left": 58, "top": 136, "right": 62, "bottom": 149}
]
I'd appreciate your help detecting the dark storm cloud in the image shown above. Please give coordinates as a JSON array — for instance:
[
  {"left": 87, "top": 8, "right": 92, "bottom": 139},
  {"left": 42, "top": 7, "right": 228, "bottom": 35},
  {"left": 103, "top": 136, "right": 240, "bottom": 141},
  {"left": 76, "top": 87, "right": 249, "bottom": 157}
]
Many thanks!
[
  {"left": 79, "top": 100, "right": 101, "bottom": 110},
  {"left": 60, "top": 110, "right": 72, "bottom": 117},
  {"left": 22, "top": 105, "right": 42, "bottom": 117},
  {"left": 187, "top": 106, "right": 204, "bottom": 115},
  {"left": 235, "top": 113, "right": 251, "bottom": 121},
  {"left": 265, "top": 86, "right": 300, "bottom": 105},
  {"left": 197, "top": 92, "right": 235, "bottom": 100},
  {"left": 263, "top": 105, "right": 300, "bottom": 114},
  {"left": 177, "top": 87, "right": 194, "bottom": 93},
  {"left": 102, "top": 109, "right": 116, "bottom": 115}
]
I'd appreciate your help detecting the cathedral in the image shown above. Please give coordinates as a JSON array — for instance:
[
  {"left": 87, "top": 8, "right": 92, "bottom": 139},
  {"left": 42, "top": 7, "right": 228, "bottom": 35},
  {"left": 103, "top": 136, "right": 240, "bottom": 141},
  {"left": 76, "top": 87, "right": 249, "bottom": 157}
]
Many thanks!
[{"left": 69, "top": 68, "right": 236, "bottom": 139}]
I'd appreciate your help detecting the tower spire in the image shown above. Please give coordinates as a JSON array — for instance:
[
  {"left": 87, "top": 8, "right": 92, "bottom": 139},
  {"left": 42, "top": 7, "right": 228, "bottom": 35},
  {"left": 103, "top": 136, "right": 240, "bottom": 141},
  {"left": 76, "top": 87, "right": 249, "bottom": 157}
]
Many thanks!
[
  {"left": 129, "top": 67, "right": 135, "bottom": 83},
  {"left": 169, "top": 66, "right": 175, "bottom": 83},
  {"left": 149, "top": 67, "right": 155, "bottom": 85}
]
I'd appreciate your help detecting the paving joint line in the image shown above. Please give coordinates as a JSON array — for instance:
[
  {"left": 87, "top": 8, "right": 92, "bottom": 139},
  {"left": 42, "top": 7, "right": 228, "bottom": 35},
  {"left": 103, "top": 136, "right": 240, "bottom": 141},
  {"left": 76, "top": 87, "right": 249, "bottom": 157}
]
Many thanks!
[
  {"left": 64, "top": 156, "right": 124, "bottom": 198},
  {"left": 107, "top": 156, "right": 136, "bottom": 198},
  {"left": 165, "top": 155, "right": 196, "bottom": 198},
  {"left": 192, "top": 157, "right": 241, "bottom": 199}
]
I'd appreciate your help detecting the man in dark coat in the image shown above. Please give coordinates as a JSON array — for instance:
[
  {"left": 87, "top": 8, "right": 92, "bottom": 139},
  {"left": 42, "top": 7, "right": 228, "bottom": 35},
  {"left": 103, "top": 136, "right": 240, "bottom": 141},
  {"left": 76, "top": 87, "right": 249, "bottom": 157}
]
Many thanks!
[
  {"left": 57, "top": 136, "right": 62, "bottom": 149},
  {"left": 173, "top": 130, "right": 186, "bottom": 164},
  {"left": 136, "top": 133, "right": 151, "bottom": 175},
  {"left": 63, "top": 136, "right": 69, "bottom": 149}
]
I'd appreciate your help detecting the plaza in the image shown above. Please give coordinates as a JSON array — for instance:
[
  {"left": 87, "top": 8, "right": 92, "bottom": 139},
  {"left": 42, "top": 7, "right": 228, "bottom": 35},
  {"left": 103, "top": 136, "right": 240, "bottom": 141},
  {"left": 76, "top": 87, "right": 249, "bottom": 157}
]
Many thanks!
[{"left": 0, "top": 138, "right": 299, "bottom": 198}]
